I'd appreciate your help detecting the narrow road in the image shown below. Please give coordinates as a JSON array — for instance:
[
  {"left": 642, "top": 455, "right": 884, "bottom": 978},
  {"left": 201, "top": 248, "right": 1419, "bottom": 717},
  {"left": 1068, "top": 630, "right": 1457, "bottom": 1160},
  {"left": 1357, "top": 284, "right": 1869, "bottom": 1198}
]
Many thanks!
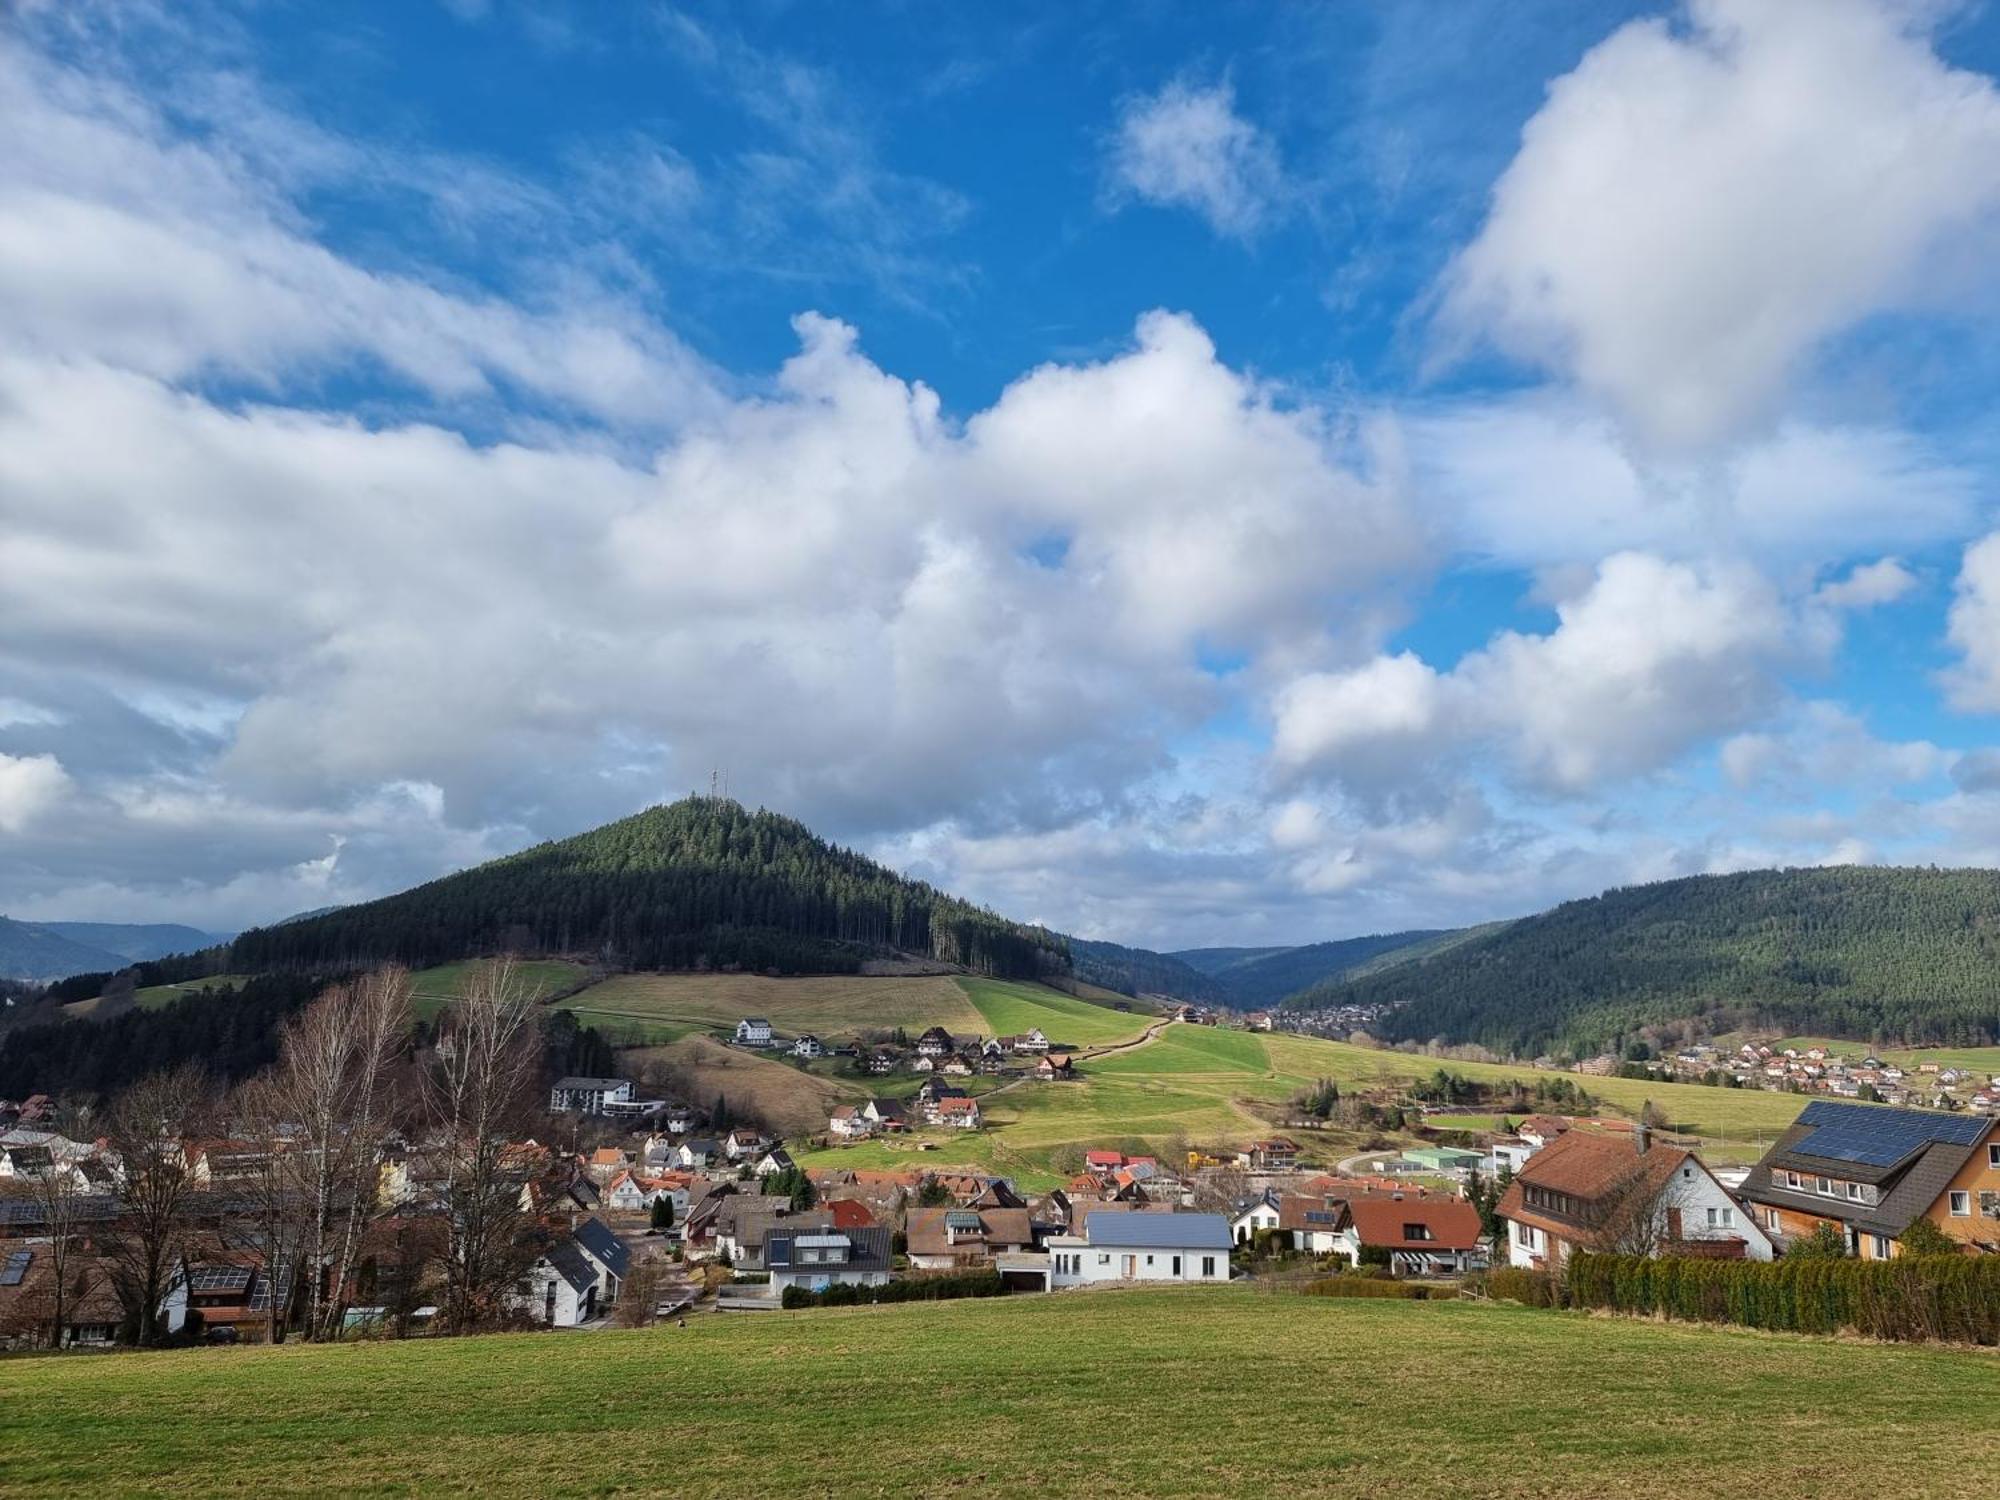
[{"left": 974, "top": 1015, "right": 1177, "bottom": 1104}]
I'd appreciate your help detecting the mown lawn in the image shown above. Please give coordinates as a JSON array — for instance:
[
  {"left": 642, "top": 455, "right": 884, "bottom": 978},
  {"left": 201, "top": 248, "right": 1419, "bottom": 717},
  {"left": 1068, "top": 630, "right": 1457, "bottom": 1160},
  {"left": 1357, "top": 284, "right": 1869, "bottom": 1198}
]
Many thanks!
[
  {"left": 958, "top": 977, "right": 1153, "bottom": 1047},
  {"left": 2, "top": 1288, "right": 1993, "bottom": 1498}
]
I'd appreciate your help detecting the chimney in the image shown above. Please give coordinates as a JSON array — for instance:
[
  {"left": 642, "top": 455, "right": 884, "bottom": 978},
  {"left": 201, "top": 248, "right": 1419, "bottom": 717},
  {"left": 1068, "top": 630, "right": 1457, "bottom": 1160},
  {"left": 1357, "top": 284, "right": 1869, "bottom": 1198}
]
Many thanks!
[{"left": 1634, "top": 1123, "right": 1650, "bottom": 1154}]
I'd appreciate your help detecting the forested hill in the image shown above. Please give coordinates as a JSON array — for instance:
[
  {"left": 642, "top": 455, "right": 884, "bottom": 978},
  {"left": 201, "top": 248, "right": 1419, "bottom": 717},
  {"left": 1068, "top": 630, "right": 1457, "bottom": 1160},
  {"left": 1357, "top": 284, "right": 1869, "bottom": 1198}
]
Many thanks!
[
  {"left": 1295, "top": 866, "right": 2000, "bottom": 1055},
  {"left": 1066, "top": 938, "right": 1223, "bottom": 1002},
  {"left": 1173, "top": 930, "right": 1460, "bottom": 1009},
  {"left": 231, "top": 799, "right": 1068, "bottom": 981}
]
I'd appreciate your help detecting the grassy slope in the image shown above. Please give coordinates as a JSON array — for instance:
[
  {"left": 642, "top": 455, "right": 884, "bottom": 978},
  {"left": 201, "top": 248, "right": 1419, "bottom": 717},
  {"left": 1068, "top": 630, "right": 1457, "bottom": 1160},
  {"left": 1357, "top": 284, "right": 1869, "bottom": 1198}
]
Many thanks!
[
  {"left": 620, "top": 1034, "right": 867, "bottom": 1138},
  {"left": 407, "top": 960, "right": 590, "bottom": 1020},
  {"left": 555, "top": 972, "right": 988, "bottom": 1043},
  {"left": 1759, "top": 1035, "right": 2000, "bottom": 1076},
  {"left": 4, "top": 1290, "right": 1994, "bottom": 1499}
]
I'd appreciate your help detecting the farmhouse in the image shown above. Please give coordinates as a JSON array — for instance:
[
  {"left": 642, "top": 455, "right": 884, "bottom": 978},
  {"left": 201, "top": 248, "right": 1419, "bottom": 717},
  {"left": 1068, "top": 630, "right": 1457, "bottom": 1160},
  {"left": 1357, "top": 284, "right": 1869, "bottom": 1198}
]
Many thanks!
[
  {"left": 827, "top": 1106, "right": 871, "bottom": 1141},
  {"left": 1499, "top": 1128, "right": 1772, "bottom": 1270},
  {"left": 1035, "top": 1053, "right": 1075, "bottom": 1081},
  {"left": 734, "top": 1018, "right": 773, "bottom": 1048},
  {"left": 1046, "top": 1210, "right": 1232, "bottom": 1286},
  {"left": 791, "top": 1034, "right": 823, "bottom": 1059},
  {"left": 1737, "top": 1101, "right": 1999, "bottom": 1258},
  {"left": 916, "top": 1026, "right": 954, "bottom": 1058},
  {"left": 767, "top": 1227, "right": 894, "bottom": 1297},
  {"left": 934, "top": 1096, "right": 981, "bottom": 1130}
]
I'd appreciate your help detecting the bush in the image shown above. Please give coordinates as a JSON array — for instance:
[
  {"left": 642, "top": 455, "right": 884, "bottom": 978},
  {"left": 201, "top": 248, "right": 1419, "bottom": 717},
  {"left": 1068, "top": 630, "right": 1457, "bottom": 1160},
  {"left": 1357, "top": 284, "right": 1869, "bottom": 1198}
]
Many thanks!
[
  {"left": 1484, "top": 1267, "right": 1564, "bottom": 1308},
  {"left": 1564, "top": 1252, "right": 2000, "bottom": 1345},
  {"left": 780, "top": 1270, "right": 1005, "bottom": 1310},
  {"left": 1299, "top": 1277, "right": 1451, "bottom": 1300}
]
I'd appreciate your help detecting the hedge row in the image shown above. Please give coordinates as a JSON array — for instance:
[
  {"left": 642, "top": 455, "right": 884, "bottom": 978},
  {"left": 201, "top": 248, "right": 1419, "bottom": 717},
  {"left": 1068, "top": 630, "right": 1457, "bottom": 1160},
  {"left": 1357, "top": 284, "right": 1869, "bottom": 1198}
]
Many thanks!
[
  {"left": 1299, "top": 1277, "right": 1455, "bottom": 1301},
  {"left": 780, "top": 1271, "right": 1005, "bottom": 1310},
  {"left": 1564, "top": 1252, "right": 2000, "bottom": 1344}
]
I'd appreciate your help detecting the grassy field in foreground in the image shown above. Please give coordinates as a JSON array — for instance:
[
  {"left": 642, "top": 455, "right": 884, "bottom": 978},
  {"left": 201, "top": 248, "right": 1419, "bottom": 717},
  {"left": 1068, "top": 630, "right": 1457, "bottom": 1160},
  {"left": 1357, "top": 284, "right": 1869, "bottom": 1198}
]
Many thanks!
[{"left": 3, "top": 1289, "right": 1995, "bottom": 1499}]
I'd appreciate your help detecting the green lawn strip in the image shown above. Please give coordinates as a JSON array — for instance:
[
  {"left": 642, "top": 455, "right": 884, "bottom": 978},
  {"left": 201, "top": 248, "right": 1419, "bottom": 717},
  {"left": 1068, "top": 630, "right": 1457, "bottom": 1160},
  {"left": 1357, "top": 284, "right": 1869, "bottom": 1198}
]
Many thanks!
[
  {"left": 958, "top": 977, "right": 1152, "bottom": 1047},
  {"left": 2, "top": 1291, "right": 1993, "bottom": 1498}
]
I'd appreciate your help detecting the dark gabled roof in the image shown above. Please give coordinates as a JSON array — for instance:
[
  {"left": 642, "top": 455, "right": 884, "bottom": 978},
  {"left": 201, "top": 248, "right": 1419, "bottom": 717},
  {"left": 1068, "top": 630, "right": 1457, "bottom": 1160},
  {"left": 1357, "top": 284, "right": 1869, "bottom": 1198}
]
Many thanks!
[
  {"left": 1741, "top": 1105, "right": 1993, "bottom": 1236},
  {"left": 552, "top": 1076, "right": 631, "bottom": 1091},
  {"left": 542, "top": 1239, "right": 599, "bottom": 1295},
  {"left": 571, "top": 1217, "right": 630, "bottom": 1279},
  {"left": 767, "top": 1225, "right": 893, "bottom": 1274}
]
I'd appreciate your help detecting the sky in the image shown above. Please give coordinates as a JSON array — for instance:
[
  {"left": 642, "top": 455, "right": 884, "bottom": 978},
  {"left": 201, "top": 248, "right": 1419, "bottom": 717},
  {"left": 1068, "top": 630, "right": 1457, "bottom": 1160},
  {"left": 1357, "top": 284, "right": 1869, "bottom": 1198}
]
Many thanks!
[{"left": 5, "top": 0, "right": 2000, "bottom": 950}]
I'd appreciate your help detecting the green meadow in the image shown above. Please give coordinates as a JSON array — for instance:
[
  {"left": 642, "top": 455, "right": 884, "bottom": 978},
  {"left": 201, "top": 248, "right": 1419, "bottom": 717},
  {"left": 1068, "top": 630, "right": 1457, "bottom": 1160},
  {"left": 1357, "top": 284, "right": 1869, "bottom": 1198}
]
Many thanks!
[{"left": 2, "top": 1288, "right": 1992, "bottom": 1499}]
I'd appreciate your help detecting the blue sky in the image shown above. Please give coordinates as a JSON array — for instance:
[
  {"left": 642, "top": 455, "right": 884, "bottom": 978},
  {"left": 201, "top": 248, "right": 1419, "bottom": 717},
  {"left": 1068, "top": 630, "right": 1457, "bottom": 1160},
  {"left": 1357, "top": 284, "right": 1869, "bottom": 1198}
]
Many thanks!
[{"left": 4, "top": 0, "right": 2000, "bottom": 948}]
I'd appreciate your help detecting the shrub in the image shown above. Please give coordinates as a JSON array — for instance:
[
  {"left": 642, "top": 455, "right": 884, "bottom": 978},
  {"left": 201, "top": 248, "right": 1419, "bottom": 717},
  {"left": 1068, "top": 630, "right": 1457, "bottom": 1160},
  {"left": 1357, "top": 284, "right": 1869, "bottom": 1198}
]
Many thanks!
[
  {"left": 1484, "top": 1267, "right": 1564, "bottom": 1308},
  {"left": 1564, "top": 1252, "right": 2000, "bottom": 1345},
  {"left": 780, "top": 1270, "right": 1005, "bottom": 1310}
]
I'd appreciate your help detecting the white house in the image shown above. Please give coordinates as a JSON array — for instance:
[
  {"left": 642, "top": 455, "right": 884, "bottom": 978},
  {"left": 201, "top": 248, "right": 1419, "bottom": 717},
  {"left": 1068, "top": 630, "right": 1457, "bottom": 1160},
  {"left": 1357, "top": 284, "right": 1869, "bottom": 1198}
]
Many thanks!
[
  {"left": 512, "top": 1239, "right": 601, "bottom": 1326},
  {"left": 792, "top": 1034, "right": 824, "bottom": 1059},
  {"left": 548, "top": 1077, "right": 635, "bottom": 1115},
  {"left": 828, "top": 1106, "right": 872, "bottom": 1140},
  {"left": 766, "top": 1227, "right": 894, "bottom": 1297},
  {"left": 1230, "top": 1190, "right": 1281, "bottom": 1245},
  {"left": 735, "top": 1017, "right": 774, "bottom": 1048},
  {"left": 1011, "top": 1029, "right": 1051, "bottom": 1055},
  {"left": 1046, "top": 1211, "right": 1232, "bottom": 1287}
]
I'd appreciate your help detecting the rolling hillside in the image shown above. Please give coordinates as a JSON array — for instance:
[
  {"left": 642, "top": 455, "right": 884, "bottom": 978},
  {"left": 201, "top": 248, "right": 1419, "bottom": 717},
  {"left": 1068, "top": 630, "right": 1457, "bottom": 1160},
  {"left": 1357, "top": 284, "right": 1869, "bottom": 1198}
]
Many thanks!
[
  {"left": 1065, "top": 937, "right": 1222, "bottom": 1001},
  {"left": 1300, "top": 867, "right": 2000, "bottom": 1056},
  {"left": 230, "top": 798, "right": 1068, "bottom": 980}
]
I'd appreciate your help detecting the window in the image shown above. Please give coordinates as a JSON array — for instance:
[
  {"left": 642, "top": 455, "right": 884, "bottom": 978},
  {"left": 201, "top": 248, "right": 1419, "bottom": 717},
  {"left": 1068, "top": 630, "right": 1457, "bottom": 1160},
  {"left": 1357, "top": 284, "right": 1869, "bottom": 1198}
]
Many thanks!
[
  {"left": 1704, "top": 1207, "right": 1718, "bottom": 1228},
  {"left": 1765, "top": 1209, "right": 1781, "bottom": 1231},
  {"left": 1989, "top": 1144, "right": 2000, "bottom": 1170},
  {"left": 1097, "top": 1254, "right": 1109, "bottom": 1266},
  {"left": 1201, "top": 1256, "right": 1215, "bottom": 1277},
  {"left": 1949, "top": 1191, "right": 1971, "bottom": 1217},
  {"left": 1171, "top": 1256, "right": 1182, "bottom": 1276},
  {"left": 1871, "top": 1234, "right": 1891, "bottom": 1259},
  {"left": 1719, "top": 1208, "right": 1733, "bottom": 1228},
  {"left": 1145, "top": 1255, "right": 1154, "bottom": 1266},
  {"left": 1783, "top": 1172, "right": 1801, "bottom": 1189},
  {"left": 1845, "top": 1182, "right": 1863, "bottom": 1201},
  {"left": 1816, "top": 1177, "right": 1835, "bottom": 1197}
]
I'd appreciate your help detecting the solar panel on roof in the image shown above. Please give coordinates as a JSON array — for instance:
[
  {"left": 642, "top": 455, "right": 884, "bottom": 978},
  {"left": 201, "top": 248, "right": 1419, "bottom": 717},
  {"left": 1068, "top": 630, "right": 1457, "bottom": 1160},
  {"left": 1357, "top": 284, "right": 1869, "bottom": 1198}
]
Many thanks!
[
  {"left": 1793, "top": 1100, "right": 1989, "bottom": 1167},
  {"left": 1304, "top": 1211, "right": 1337, "bottom": 1225},
  {"left": 944, "top": 1210, "right": 982, "bottom": 1229},
  {"left": 0, "top": 1249, "right": 31, "bottom": 1286},
  {"left": 187, "top": 1265, "right": 253, "bottom": 1293}
]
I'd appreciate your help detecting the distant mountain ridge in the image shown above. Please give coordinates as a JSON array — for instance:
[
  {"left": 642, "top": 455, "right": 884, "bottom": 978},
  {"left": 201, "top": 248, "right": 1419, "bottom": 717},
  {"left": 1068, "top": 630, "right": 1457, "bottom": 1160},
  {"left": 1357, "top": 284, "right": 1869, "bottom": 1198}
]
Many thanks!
[
  {"left": 231, "top": 798, "right": 1067, "bottom": 981},
  {"left": 0, "top": 917, "right": 228, "bottom": 982},
  {"left": 1171, "top": 930, "right": 1464, "bottom": 1009},
  {"left": 1297, "top": 866, "right": 2000, "bottom": 1055},
  {"left": 1065, "top": 938, "right": 1224, "bottom": 1002}
]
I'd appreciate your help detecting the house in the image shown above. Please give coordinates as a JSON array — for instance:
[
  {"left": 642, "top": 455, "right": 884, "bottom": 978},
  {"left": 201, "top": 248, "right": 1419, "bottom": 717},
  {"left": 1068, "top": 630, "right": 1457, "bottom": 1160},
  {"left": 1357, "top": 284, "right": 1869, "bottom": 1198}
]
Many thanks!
[
  {"left": 675, "top": 1138, "right": 720, "bottom": 1170},
  {"left": 916, "top": 1026, "right": 954, "bottom": 1058},
  {"left": 905, "top": 1207, "right": 1036, "bottom": 1270},
  {"left": 1737, "top": 1101, "right": 1999, "bottom": 1259},
  {"left": 604, "top": 1169, "right": 683, "bottom": 1215},
  {"left": 734, "top": 1017, "right": 774, "bottom": 1048},
  {"left": 1011, "top": 1028, "right": 1051, "bottom": 1054},
  {"left": 862, "top": 1099, "right": 907, "bottom": 1130},
  {"left": 725, "top": 1128, "right": 769, "bottom": 1162},
  {"left": 1336, "top": 1197, "right": 1488, "bottom": 1276},
  {"left": 1515, "top": 1115, "right": 1571, "bottom": 1150},
  {"left": 1242, "top": 1137, "right": 1301, "bottom": 1171},
  {"left": 0, "top": 1248, "right": 122, "bottom": 1348},
  {"left": 1488, "top": 1137, "right": 1535, "bottom": 1175},
  {"left": 941, "top": 1054, "right": 975, "bottom": 1078},
  {"left": 827, "top": 1106, "right": 872, "bottom": 1141},
  {"left": 934, "top": 1097, "right": 981, "bottom": 1130},
  {"left": 161, "top": 1251, "right": 290, "bottom": 1341},
  {"left": 825, "top": 1197, "right": 877, "bottom": 1230},
  {"left": 571, "top": 1217, "right": 631, "bottom": 1304},
  {"left": 1230, "top": 1189, "right": 1282, "bottom": 1244},
  {"left": 1499, "top": 1127, "right": 1773, "bottom": 1270},
  {"left": 755, "top": 1148, "right": 797, "bottom": 1178},
  {"left": 584, "top": 1146, "right": 630, "bottom": 1183},
  {"left": 1244, "top": 1012, "right": 1274, "bottom": 1032},
  {"left": 1084, "top": 1150, "right": 1127, "bottom": 1176},
  {"left": 866, "top": 1050, "right": 899, "bottom": 1075},
  {"left": 1035, "top": 1053, "right": 1076, "bottom": 1081},
  {"left": 549, "top": 1077, "right": 635, "bottom": 1115},
  {"left": 0, "top": 1144, "right": 55, "bottom": 1180},
  {"left": 662, "top": 1102, "right": 698, "bottom": 1135},
  {"left": 767, "top": 1226, "right": 894, "bottom": 1297},
  {"left": 514, "top": 1239, "right": 601, "bottom": 1326},
  {"left": 792, "top": 1034, "right": 824, "bottom": 1060},
  {"left": 720, "top": 1203, "right": 832, "bottom": 1271},
  {"left": 1279, "top": 1195, "right": 1351, "bottom": 1254},
  {"left": 1045, "top": 1210, "right": 1232, "bottom": 1286}
]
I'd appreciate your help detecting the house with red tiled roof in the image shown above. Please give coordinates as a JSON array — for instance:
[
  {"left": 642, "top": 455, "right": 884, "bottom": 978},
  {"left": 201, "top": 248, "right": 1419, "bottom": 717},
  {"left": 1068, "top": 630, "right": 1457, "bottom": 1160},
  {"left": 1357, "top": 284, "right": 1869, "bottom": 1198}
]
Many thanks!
[
  {"left": 1336, "top": 1196, "right": 1487, "bottom": 1275},
  {"left": 825, "top": 1197, "right": 876, "bottom": 1230},
  {"left": 1498, "top": 1127, "right": 1772, "bottom": 1270}
]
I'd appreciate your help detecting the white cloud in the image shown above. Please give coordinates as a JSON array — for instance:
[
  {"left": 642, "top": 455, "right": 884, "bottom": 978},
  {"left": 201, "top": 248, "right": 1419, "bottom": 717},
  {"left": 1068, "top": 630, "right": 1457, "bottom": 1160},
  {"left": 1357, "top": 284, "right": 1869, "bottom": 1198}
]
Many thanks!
[
  {"left": 1814, "top": 558, "right": 1917, "bottom": 612},
  {"left": 1944, "top": 530, "right": 2000, "bottom": 712},
  {"left": 1439, "top": 0, "right": 2000, "bottom": 451},
  {"left": 0, "top": 753, "right": 72, "bottom": 833},
  {"left": 1274, "top": 552, "right": 1802, "bottom": 796},
  {"left": 1108, "top": 80, "right": 1283, "bottom": 238}
]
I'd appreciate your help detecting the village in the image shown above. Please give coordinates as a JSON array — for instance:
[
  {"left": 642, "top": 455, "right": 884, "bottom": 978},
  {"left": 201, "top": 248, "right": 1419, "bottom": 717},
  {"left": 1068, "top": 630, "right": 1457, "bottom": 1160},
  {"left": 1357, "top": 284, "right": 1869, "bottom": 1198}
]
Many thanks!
[{"left": 4, "top": 1003, "right": 1995, "bottom": 1346}]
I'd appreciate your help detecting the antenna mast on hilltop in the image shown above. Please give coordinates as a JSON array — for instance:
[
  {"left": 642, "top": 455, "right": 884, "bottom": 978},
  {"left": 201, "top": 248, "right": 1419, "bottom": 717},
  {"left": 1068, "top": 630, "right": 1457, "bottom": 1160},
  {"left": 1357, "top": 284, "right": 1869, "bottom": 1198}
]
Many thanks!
[{"left": 707, "top": 767, "right": 731, "bottom": 802}]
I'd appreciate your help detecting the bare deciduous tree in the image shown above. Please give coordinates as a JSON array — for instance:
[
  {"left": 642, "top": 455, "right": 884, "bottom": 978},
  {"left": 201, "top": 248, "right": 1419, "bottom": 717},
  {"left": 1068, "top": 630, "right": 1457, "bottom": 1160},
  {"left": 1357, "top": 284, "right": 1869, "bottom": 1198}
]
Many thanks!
[
  {"left": 102, "top": 1066, "right": 209, "bottom": 1346},
  {"left": 426, "top": 959, "right": 541, "bottom": 1333},
  {"left": 30, "top": 1099, "right": 99, "bottom": 1348}
]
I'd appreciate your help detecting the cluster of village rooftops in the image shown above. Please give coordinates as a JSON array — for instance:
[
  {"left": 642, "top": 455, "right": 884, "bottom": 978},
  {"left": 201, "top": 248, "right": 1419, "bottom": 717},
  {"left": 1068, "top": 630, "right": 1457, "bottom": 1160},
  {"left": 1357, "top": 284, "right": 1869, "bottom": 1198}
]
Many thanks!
[{"left": 2, "top": 1038, "right": 1996, "bottom": 1340}]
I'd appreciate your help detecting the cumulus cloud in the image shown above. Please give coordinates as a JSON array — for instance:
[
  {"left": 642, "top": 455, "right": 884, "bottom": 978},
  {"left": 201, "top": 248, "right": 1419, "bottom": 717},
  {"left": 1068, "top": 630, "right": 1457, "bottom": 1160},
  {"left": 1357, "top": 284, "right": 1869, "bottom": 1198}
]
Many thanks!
[
  {"left": 1274, "top": 552, "right": 1802, "bottom": 798},
  {"left": 1107, "top": 80, "right": 1283, "bottom": 238},
  {"left": 1944, "top": 530, "right": 2000, "bottom": 711},
  {"left": 1814, "top": 558, "right": 1917, "bottom": 612},
  {"left": 0, "top": 753, "right": 71, "bottom": 834},
  {"left": 1439, "top": 0, "right": 2000, "bottom": 451}
]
